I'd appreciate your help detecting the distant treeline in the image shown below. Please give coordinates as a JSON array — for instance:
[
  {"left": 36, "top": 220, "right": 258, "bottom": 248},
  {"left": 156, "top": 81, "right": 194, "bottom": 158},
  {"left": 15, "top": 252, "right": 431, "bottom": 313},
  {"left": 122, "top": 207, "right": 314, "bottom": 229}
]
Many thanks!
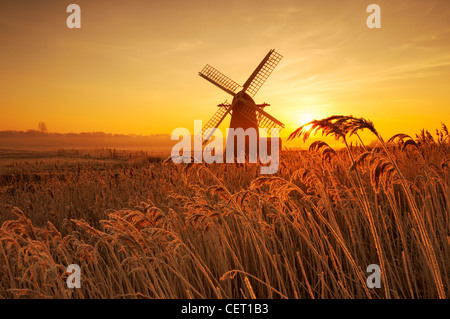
[{"left": 0, "top": 130, "right": 173, "bottom": 150}]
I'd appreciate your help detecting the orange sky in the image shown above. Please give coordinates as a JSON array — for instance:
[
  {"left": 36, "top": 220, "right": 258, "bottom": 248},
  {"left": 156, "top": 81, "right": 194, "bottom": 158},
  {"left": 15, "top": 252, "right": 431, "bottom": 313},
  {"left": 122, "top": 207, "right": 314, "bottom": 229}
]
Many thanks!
[{"left": 1, "top": 0, "right": 449, "bottom": 147}]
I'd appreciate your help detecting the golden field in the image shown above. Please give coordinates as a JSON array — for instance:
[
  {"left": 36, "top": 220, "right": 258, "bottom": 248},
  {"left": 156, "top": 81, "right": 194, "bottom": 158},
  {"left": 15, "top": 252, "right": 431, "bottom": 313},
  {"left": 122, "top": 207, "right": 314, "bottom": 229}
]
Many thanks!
[{"left": 0, "top": 116, "right": 448, "bottom": 299}]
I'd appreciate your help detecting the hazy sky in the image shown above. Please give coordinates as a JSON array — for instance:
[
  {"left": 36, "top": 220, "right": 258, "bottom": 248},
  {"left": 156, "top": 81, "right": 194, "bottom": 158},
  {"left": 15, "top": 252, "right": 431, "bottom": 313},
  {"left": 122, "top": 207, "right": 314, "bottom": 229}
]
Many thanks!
[{"left": 1, "top": 0, "right": 449, "bottom": 144}]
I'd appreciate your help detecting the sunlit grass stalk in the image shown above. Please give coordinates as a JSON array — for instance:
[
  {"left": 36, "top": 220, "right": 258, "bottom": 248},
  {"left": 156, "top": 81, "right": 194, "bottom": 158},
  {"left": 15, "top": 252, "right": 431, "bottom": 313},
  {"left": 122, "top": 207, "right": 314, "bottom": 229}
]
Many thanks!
[{"left": 372, "top": 129, "right": 446, "bottom": 299}]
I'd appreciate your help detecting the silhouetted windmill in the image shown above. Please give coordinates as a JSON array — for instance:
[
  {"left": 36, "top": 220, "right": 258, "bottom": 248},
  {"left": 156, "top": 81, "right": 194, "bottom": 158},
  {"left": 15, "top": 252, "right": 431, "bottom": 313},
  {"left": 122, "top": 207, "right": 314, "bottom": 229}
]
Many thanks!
[{"left": 198, "top": 49, "right": 285, "bottom": 156}]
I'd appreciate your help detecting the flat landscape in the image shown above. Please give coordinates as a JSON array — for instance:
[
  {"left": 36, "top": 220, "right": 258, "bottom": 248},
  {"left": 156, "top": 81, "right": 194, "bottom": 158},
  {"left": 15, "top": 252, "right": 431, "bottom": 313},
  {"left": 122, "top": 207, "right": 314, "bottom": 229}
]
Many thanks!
[{"left": 1, "top": 120, "right": 448, "bottom": 299}]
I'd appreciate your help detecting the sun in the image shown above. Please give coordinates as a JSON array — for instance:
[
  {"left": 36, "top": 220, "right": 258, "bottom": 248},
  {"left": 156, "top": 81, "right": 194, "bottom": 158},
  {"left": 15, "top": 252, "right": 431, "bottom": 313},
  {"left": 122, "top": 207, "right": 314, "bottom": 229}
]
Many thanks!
[{"left": 299, "top": 113, "right": 316, "bottom": 132}]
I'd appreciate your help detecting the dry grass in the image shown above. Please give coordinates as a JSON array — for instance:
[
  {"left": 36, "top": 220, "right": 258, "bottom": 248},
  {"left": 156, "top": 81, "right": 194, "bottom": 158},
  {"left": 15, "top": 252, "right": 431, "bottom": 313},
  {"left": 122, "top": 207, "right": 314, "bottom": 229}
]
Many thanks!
[{"left": 0, "top": 117, "right": 448, "bottom": 299}]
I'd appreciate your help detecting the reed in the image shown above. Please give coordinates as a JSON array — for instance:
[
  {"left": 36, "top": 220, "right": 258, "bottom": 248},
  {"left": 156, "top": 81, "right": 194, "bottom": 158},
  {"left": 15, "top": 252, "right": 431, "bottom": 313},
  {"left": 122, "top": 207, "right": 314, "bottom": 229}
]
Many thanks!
[{"left": 0, "top": 118, "right": 448, "bottom": 299}]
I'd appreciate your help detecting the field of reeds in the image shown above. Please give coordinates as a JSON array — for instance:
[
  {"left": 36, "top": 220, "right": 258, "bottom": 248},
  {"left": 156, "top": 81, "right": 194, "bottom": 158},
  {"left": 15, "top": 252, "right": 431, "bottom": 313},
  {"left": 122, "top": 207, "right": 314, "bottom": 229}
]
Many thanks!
[{"left": 0, "top": 116, "right": 448, "bottom": 299}]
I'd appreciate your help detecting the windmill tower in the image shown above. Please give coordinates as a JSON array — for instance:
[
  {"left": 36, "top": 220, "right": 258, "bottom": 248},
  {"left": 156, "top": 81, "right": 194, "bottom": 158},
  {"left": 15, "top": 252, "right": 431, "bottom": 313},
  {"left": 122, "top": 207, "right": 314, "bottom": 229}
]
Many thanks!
[{"left": 198, "top": 49, "right": 285, "bottom": 159}]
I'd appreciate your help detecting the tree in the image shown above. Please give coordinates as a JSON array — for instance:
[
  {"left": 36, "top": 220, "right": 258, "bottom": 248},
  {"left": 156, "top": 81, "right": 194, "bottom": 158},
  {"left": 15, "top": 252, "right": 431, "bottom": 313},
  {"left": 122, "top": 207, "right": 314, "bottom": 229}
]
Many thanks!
[{"left": 38, "top": 122, "right": 48, "bottom": 133}]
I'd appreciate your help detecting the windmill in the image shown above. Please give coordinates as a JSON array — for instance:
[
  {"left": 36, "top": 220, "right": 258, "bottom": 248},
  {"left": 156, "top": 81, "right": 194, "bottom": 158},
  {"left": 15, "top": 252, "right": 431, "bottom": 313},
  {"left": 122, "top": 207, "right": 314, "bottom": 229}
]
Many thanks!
[{"left": 198, "top": 49, "right": 285, "bottom": 158}]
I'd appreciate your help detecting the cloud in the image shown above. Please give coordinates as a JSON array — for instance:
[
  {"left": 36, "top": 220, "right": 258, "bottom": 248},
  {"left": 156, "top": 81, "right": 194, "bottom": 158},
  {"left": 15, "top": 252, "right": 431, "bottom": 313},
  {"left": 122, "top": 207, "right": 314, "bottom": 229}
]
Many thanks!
[{"left": 170, "top": 40, "right": 204, "bottom": 52}]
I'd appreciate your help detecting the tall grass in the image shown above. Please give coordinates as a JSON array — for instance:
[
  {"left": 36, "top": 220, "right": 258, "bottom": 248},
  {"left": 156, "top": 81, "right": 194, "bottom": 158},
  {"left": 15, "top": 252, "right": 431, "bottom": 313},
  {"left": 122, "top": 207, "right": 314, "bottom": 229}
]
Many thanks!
[{"left": 0, "top": 117, "right": 448, "bottom": 299}]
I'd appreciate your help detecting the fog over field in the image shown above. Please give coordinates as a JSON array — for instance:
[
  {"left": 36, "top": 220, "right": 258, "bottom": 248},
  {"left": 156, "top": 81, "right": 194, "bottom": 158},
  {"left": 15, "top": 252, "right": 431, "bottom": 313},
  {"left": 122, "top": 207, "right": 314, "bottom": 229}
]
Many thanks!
[{"left": 0, "top": 130, "right": 173, "bottom": 151}]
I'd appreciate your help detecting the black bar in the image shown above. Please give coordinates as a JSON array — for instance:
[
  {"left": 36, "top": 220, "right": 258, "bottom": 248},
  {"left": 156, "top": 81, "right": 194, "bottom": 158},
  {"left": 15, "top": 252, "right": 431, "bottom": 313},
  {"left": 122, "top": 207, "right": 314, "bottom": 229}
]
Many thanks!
[{"left": 1, "top": 299, "right": 448, "bottom": 318}]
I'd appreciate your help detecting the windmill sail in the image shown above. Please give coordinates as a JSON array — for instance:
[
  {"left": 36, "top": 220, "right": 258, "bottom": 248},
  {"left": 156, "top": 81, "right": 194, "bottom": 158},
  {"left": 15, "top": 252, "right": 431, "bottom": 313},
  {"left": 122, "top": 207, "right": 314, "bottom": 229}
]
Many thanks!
[
  {"left": 239, "top": 98, "right": 285, "bottom": 131},
  {"left": 243, "top": 50, "right": 283, "bottom": 97},
  {"left": 197, "top": 103, "right": 232, "bottom": 144},
  {"left": 257, "top": 111, "right": 284, "bottom": 132},
  {"left": 199, "top": 64, "right": 242, "bottom": 96}
]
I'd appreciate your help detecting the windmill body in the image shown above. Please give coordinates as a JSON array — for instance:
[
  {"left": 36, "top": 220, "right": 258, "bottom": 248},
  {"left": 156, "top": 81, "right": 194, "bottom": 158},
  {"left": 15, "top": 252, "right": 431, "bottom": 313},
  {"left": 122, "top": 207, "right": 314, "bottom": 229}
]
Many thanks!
[
  {"left": 227, "top": 92, "right": 259, "bottom": 158},
  {"left": 198, "top": 49, "right": 285, "bottom": 159},
  {"left": 228, "top": 93, "right": 258, "bottom": 132}
]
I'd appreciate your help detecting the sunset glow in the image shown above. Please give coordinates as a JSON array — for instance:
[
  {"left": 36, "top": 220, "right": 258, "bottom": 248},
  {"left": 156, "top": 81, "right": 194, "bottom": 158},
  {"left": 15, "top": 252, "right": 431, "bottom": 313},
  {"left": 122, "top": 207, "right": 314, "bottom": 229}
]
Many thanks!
[
  {"left": 1, "top": 0, "right": 449, "bottom": 145},
  {"left": 297, "top": 112, "right": 318, "bottom": 132}
]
